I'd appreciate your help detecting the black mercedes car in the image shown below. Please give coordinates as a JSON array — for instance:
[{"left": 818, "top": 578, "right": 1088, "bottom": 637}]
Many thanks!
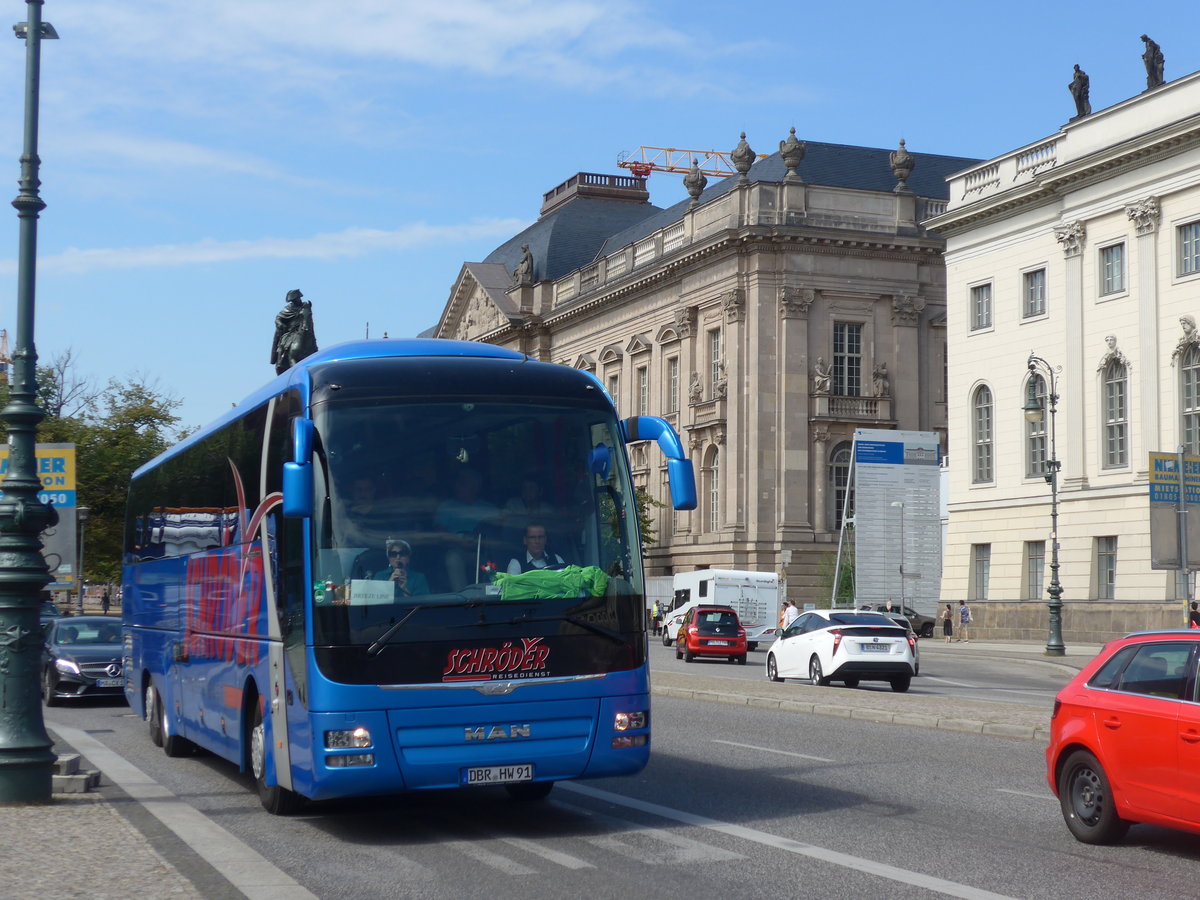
[{"left": 42, "top": 616, "right": 126, "bottom": 706}]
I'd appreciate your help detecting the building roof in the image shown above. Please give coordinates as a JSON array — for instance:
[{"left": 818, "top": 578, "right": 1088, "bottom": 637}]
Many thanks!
[
  {"left": 483, "top": 190, "right": 663, "bottom": 284},
  {"left": 597, "top": 140, "right": 980, "bottom": 257}
]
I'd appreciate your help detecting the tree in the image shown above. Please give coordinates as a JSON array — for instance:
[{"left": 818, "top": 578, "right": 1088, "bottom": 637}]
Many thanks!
[
  {"left": 635, "top": 487, "right": 666, "bottom": 552},
  {"left": 0, "top": 354, "right": 187, "bottom": 584}
]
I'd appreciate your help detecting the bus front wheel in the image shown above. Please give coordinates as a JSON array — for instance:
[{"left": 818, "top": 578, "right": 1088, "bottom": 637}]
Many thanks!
[{"left": 250, "top": 701, "right": 304, "bottom": 815}]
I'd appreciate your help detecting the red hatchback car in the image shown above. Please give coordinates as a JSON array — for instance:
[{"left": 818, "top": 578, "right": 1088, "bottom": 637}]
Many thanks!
[
  {"left": 1046, "top": 630, "right": 1200, "bottom": 844},
  {"left": 675, "top": 605, "right": 747, "bottom": 665}
]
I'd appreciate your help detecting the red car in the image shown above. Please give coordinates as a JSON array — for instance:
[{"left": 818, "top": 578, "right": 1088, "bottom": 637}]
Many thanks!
[
  {"left": 675, "top": 605, "right": 747, "bottom": 665},
  {"left": 1046, "top": 629, "right": 1200, "bottom": 844}
]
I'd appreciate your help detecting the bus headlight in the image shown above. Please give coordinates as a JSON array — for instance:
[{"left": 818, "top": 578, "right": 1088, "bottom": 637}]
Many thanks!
[
  {"left": 325, "top": 727, "right": 372, "bottom": 749},
  {"left": 613, "top": 711, "right": 646, "bottom": 732}
]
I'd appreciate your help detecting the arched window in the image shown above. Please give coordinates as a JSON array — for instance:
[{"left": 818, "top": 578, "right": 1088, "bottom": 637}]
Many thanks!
[
  {"left": 1025, "top": 375, "right": 1047, "bottom": 478},
  {"left": 830, "top": 443, "right": 854, "bottom": 529},
  {"left": 1183, "top": 346, "right": 1200, "bottom": 455},
  {"left": 972, "top": 385, "right": 993, "bottom": 484},
  {"left": 1102, "top": 360, "right": 1128, "bottom": 468},
  {"left": 703, "top": 447, "right": 720, "bottom": 532}
]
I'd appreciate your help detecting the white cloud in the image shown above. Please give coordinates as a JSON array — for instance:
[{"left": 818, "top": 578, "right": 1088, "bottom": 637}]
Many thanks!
[{"left": 1, "top": 219, "right": 528, "bottom": 275}]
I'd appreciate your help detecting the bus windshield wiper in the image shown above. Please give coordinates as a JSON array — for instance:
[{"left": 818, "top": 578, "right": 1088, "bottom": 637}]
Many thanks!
[{"left": 364, "top": 593, "right": 509, "bottom": 656}]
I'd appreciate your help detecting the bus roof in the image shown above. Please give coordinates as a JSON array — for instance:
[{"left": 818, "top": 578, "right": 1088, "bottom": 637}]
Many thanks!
[{"left": 133, "top": 339, "right": 532, "bottom": 479}]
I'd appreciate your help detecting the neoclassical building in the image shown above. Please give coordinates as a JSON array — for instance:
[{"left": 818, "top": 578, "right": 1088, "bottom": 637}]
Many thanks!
[
  {"left": 436, "top": 134, "right": 977, "bottom": 597},
  {"left": 930, "top": 65, "right": 1200, "bottom": 642}
]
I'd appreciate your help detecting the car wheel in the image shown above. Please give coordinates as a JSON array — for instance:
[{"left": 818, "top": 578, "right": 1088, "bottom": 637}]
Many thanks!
[
  {"left": 890, "top": 674, "right": 912, "bottom": 693},
  {"left": 683, "top": 642, "right": 694, "bottom": 662},
  {"left": 146, "top": 685, "right": 164, "bottom": 747},
  {"left": 675, "top": 640, "right": 683, "bottom": 660},
  {"left": 766, "top": 654, "right": 783, "bottom": 682},
  {"left": 662, "top": 632, "right": 672, "bottom": 647},
  {"left": 736, "top": 654, "right": 747, "bottom": 666},
  {"left": 1058, "top": 750, "right": 1130, "bottom": 844},
  {"left": 506, "top": 781, "right": 554, "bottom": 802},
  {"left": 251, "top": 700, "right": 305, "bottom": 815},
  {"left": 747, "top": 642, "right": 757, "bottom": 652},
  {"left": 920, "top": 623, "right": 934, "bottom": 638},
  {"left": 809, "top": 655, "right": 830, "bottom": 686},
  {"left": 42, "top": 669, "right": 61, "bottom": 707},
  {"left": 843, "top": 677, "right": 860, "bottom": 689}
]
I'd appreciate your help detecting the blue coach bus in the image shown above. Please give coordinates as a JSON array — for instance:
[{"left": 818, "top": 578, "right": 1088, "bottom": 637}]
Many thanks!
[{"left": 123, "top": 339, "right": 695, "bottom": 813}]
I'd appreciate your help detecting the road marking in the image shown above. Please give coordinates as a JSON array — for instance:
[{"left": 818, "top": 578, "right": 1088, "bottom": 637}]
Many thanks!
[
  {"left": 561, "top": 782, "right": 1018, "bottom": 900},
  {"left": 49, "top": 723, "right": 318, "bottom": 900},
  {"left": 712, "top": 739, "right": 834, "bottom": 762},
  {"left": 573, "top": 807, "right": 744, "bottom": 865},
  {"left": 920, "top": 676, "right": 977, "bottom": 687},
  {"left": 497, "top": 836, "right": 595, "bottom": 869},
  {"left": 995, "top": 788, "right": 1056, "bottom": 802},
  {"left": 439, "top": 839, "right": 537, "bottom": 875}
]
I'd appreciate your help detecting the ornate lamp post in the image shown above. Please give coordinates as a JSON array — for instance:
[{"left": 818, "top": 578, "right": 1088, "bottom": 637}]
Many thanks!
[
  {"left": 1023, "top": 353, "right": 1066, "bottom": 657},
  {"left": 0, "top": 0, "right": 59, "bottom": 803}
]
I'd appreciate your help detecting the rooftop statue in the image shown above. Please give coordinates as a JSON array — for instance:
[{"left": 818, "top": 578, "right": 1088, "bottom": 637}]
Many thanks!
[
  {"left": 1068, "top": 64, "right": 1091, "bottom": 119},
  {"left": 1141, "top": 35, "right": 1164, "bottom": 89}
]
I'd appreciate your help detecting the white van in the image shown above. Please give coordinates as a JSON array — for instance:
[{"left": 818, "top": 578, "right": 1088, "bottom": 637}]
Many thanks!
[{"left": 661, "top": 569, "right": 780, "bottom": 649}]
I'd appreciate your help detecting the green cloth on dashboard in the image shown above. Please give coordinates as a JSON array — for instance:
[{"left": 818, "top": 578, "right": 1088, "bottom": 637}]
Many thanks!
[{"left": 493, "top": 565, "right": 609, "bottom": 600}]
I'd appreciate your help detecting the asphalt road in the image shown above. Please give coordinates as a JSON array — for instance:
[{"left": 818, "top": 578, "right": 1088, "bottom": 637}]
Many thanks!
[
  {"left": 651, "top": 637, "right": 1070, "bottom": 708},
  {"left": 43, "top": 655, "right": 1199, "bottom": 900}
]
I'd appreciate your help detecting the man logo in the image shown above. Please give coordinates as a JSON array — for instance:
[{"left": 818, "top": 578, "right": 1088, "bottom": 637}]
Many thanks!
[{"left": 465, "top": 724, "right": 532, "bottom": 741}]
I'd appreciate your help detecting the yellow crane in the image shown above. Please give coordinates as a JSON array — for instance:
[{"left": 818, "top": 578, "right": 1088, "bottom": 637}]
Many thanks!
[{"left": 617, "top": 145, "right": 769, "bottom": 178}]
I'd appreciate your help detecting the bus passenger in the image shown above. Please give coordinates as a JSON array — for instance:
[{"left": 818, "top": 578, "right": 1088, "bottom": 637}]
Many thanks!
[
  {"left": 435, "top": 468, "right": 500, "bottom": 588},
  {"left": 374, "top": 538, "right": 430, "bottom": 598}
]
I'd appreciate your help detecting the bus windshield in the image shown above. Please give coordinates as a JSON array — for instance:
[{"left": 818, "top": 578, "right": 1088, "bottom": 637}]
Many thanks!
[{"left": 309, "top": 397, "right": 646, "bottom": 685}]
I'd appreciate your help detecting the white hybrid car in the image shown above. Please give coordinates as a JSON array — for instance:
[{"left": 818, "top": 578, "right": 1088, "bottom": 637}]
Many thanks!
[{"left": 765, "top": 609, "right": 916, "bottom": 692}]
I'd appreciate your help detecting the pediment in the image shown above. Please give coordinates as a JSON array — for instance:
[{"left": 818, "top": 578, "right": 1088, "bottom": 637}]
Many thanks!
[
  {"left": 598, "top": 343, "right": 623, "bottom": 364},
  {"left": 438, "top": 263, "right": 514, "bottom": 341},
  {"left": 574, "top": 352, "right": 596, "bottom": 371},
  {"left": 626, "top": 333, "right": 652, "bottom": 355},
  {"left": 655, "top": 323, "right": 681, "bottom": 344}
]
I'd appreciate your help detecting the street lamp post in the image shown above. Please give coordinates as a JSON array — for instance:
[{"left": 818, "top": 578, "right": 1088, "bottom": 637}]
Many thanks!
[
  {"left": 890, "top": 501, "right": 905, "bottom": 611},
  {"left": 1023, "top": 352, "right": 1066, "bottom": 657},
  {"left": 0, "top": 0, "right": 59, "bottom": 803},
  {"left": 76, "top": 506, "right": 89, "bottom": 614}
]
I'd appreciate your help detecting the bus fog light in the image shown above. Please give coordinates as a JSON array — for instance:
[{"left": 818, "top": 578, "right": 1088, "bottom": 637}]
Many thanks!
[
  {"left": 612, "top": 734, "right": 648, "bottom": 749},
  {"left": 325, "top": 727, "right": 372, "bottom": 749},
  {"left": 614, "top": 711, "right": 646, "bottom": 731},
  {"left": 327, "top": 753, "right": 374, "bottom": 767}
]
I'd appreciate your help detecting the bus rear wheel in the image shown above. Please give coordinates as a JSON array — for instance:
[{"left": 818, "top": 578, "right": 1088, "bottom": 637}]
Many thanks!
[
  {"left": 146, "top": 684, "right": 164, "bottom": 747},
  {"left": 159, "top": 692, "right": 196, "bottom": 758},
  {"left": 251, "top": 701, "right": 305, "bottom": 815}
]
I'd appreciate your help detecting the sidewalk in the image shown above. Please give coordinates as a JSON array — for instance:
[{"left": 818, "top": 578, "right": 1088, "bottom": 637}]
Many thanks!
[{"left": 4, "top": 638, "right": 1098, "bottom": 900}]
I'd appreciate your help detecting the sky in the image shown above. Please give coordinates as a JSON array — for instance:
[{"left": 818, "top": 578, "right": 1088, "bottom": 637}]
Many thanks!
[{"left": 0, "top": 0, "right": 1196, "bottom": 431}]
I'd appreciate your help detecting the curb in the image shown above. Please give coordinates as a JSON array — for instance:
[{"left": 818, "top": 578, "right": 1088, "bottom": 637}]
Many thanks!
[{"left": 652, "top": 683, "right": 1047, "bottom": 743}]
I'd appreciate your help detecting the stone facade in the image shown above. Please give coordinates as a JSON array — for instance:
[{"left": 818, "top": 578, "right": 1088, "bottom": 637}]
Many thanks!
[
  {"left": 437, "top": 142, "right": 970, "bottom": 602},
  {"left": 929, "top": 68, "right": 1200, "bottom": 643}
]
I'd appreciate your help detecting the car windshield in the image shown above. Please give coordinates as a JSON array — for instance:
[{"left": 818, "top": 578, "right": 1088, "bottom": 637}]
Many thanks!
[{"left": 55, "top": 620, "right": 120, "bottom": 645}]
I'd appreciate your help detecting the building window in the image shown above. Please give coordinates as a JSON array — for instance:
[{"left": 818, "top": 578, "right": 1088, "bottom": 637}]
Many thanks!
[
  {"left": 607, "top": 374, "right": 619, "bottom": 411},
  {"left": 1100, "top": 243, "right": 1125, "bottom": 295},
  {"left": 1023, "top": 268, "right": 1046, "bottom": 318},
  {"left": 704, "top": 447, "right": 720, "bottom": 532},
  {"left": 1103, "top": 360, "right": 1128, "bottom": 468},
  {"left": 833, "top": 323, "right": 863, "bottom": 396},
  {"left": 831, "top": 443, "right": 854, "bottom": 530},
  {"left": 972, "top": 544, "right": 991, "bottom": 600},
  {"left": 1097, "top": 536, "right": 1117, "bottom": 600},
  {"left": 970, "top": 283, "right": 992, "bottom": 330},
  {"left": 637, "top": 365, "right": 649, "bottom": 416},
  {"left": 708, "top": 329, "right": 722, "bottom": 397},
  {"left": 1025, "top": 375, "right": 1047, "bottom": 478},
  {"left": 1180, "top": 221, "right": 1200, "bottom": 277},
  {"left": 1025, "top": 541, "right": 1045, "bottom": 601},
  {"left": 666, "top": 357, "right": 679, "bottom": 414},
  {"left": 972, "top": 385, "right": 994, "bottom": 484},
  {"left": 1182, "top": 346, "right": 1200, "bottom": 455}
]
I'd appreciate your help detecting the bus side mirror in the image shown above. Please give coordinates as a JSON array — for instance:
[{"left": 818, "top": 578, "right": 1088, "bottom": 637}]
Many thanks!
[
  {"left": 282, "top": 418, "right": 315, "bottom": 518},
  {"left": 622, "top": 416, "right": 697, "bottom": 511}
]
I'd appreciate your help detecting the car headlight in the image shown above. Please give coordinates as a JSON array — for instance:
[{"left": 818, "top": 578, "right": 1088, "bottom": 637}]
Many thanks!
[{"left": 54, "top": 658, "right": 80, "bottom": 676}]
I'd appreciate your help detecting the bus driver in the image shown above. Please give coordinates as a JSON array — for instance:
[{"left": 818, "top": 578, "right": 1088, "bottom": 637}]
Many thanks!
[{"left": 374, "top": 538, "right": 430, "bottom": 597}]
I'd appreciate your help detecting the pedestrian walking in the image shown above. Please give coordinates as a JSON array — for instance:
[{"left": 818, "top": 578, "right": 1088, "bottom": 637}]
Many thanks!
[
  {"left": 783, "top": 600, "right": 800, "bottom": 629},
  {"left": 651, "top": 600, "right": 661, "bottom": 636},
  {"left": 956, "top": 600, "right": 972, "bottom": 642},
  {"left": 940, "top": 603, "right": 954, "bottom": 643},
  {"left": 101, "top": 588, "right": 111, "bottom": 616}
]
